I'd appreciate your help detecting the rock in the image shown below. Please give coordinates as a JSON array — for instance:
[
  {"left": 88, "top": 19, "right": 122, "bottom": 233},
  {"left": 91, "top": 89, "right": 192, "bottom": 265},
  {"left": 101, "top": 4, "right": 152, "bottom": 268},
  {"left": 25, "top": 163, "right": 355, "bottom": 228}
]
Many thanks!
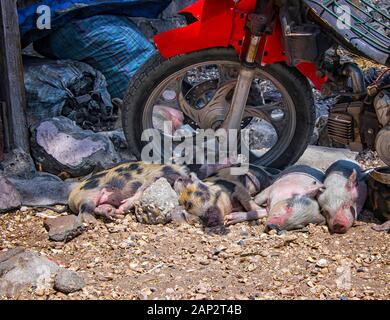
[
  {"left": 8, "top": 172, "right": 78, "bottom": 206},
  {"left": 297, "top": 146, "right": 357, "bottom": 171},
  {"left": 195, "top": 282, "right": 211, "bottom": 294},
  {"left": 134, "top": 178, "right": 180, "bottom": 225},
  {"left": 1, "top": 148, "right": 36, "bottom": 179},
  {"left": 248, "top": 119, "right": 278, "bottom": 150},
  {"left": 54, "top": 269, "right": 85, "bottom": 294},
  {"left": 44, "top": 215, "right": 85, "bottom": 242},
  {"left": 316, "top": 259, "right": 329, "bottom": 268},
  {"left": 0, "top": 248, "right": 59, "bottom": 298},
  {"left": 30, "top": 116, "right": 121, "bottom": 177},
  {"left": 119, "top": 237, "right": 137, "bottom": 249},
  {"left": 97, "top": 129, "right": 136, "bottom": 162},
  {"left": 0, "top": 174, "right": 22, "bottom": 213},
  {"left": 97, "top": 129, "right": 127, "bottom": 151}
]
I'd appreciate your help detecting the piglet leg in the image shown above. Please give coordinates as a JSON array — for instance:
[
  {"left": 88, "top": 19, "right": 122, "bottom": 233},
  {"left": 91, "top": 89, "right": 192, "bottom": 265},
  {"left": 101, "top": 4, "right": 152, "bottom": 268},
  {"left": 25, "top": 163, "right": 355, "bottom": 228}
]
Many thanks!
[
  {"left": 372, "top": 220, "right": 390, "bottom": 232},
  {"left": 78, "top": 200, "right": 98, "bottom": 224},
  {"left": 225, "top": 209, "right": 267, "bottom": 226},
  {"left": 116, "top": 191, "right": 143, "bottom": 215},
  {"left": 94, "top": 204, "right": 124, "bottom": 221}
]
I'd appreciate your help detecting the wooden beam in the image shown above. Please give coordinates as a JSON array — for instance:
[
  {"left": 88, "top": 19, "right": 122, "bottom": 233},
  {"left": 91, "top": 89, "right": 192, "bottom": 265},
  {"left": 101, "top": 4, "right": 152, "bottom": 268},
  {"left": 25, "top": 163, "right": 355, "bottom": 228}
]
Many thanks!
[
  {"left": 0, "top": 103, "right": 4, "bottom": 161},
  {"left": 0, "top": 0, "right": 29, "bottom": 153}
]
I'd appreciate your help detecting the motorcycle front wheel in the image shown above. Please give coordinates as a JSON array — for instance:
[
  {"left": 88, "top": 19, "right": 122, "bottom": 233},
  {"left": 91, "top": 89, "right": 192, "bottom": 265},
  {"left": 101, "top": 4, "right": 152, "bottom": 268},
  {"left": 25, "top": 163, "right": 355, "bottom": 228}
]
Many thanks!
[{"left": 122, "top": 48, "right": 315, "bottom": 169}]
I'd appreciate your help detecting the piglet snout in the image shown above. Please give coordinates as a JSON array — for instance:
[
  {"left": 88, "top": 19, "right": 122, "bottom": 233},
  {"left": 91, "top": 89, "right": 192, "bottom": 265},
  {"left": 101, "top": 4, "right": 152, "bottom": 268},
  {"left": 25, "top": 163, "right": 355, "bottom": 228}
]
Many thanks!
[
  {"left": 265, "top": 224, "right": 281, "bottom": 233},
  {"left": 331, "top": 223, "right": 348, "bottom": 234},
  {"left": 329, "top": 211, "right": 354, "bottom": 234}
]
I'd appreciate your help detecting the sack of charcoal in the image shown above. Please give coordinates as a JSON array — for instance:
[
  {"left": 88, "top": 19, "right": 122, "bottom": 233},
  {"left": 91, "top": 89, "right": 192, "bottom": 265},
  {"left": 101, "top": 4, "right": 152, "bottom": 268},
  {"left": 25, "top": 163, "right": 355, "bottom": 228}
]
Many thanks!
[{"left": 24, "top": 56, "right": 117, "bottom": 132}]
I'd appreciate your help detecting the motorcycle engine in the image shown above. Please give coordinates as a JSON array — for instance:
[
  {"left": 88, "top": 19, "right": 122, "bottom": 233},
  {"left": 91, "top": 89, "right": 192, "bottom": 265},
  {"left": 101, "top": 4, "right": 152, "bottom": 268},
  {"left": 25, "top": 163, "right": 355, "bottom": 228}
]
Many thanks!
[
  {"left": 326, "top": 66, "right": 390, "bottom": 165},
  {"left": 374, "top": 89, "right": 390, "bottom": 165}
]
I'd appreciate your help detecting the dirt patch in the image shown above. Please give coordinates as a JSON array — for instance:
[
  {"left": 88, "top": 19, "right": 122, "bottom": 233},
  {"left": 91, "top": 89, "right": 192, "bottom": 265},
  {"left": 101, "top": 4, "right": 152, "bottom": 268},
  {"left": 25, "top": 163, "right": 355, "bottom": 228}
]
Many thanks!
[{"left": 0, "top": 209, "right": 389, "bottom": 300}]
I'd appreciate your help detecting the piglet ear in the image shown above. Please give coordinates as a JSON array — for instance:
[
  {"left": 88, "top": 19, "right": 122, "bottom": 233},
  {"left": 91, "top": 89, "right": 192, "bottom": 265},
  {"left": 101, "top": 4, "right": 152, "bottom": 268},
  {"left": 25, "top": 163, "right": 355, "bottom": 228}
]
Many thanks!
[
  {"left": 190, "top": 172, "right": 208, "bottom": 188},
  {"left": 304, "top": 183, "right": 325, "bottom": 197},
  {"left": 190, "top": 172, "right": 201, "bottom": 182},
  {"left": 173, "top": 177, "right": 189, "bottom": 194},
  {"left": 346, "top": 170, "right": 357, "bottom": 190}
]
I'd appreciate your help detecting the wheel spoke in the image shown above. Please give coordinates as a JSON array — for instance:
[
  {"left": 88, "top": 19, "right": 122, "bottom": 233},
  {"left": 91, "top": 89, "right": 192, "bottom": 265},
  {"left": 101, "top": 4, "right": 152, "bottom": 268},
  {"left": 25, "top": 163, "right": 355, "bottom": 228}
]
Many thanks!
[
  {"left": 142, "top": 58, "right": 298, "bottom": 166},
  {"left": 244, "top": 101, "right": 288, "bottom": 138},
  {"left": 178, "top": 80, "right": 236, "bottom": 128},
  {"left": 218, "top": 64, "right": 239, "bottom": 85}
]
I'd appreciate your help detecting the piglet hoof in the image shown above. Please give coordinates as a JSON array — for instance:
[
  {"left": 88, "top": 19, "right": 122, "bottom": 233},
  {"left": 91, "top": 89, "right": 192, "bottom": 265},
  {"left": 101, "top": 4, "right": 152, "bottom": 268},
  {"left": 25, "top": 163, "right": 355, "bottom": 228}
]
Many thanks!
[
  {"left": 80, "top": 213, "right": 98, "bottom": 225},
  {"left": 372, "top": 221, "right": 390, "bottom": 232},
  {"left": 224, "top": 212, "right": 247, "bottom": 226},
  {"left": 103, "top": 212, "right": 125, "bottom": 222},
  {"left": 113, "top": 213, "right": 125, "bottom": 220}
]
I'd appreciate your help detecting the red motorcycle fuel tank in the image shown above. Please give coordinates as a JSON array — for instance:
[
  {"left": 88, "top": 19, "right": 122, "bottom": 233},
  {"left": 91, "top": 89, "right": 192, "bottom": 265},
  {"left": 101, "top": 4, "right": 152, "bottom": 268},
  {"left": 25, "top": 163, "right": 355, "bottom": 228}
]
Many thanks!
[{"left": 153, "top": 0, "right": 327, "bottom": 90}]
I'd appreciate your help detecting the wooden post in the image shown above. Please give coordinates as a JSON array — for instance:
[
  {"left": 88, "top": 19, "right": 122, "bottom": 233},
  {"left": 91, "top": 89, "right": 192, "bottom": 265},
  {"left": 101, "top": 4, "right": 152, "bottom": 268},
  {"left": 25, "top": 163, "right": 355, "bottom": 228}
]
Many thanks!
[
  {"left": 0, "top": 0, "right": 29, "bottom": 153},
  {"left": 0, "top": 103, "right": 4, "bottom": 161}
]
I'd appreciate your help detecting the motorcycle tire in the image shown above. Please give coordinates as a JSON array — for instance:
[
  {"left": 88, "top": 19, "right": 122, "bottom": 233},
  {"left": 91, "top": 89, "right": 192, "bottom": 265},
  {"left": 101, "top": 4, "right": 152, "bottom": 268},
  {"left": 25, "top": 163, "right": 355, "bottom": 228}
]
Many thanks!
[{"left": 122, "top": 48, "right": 315, "bottom": 169}]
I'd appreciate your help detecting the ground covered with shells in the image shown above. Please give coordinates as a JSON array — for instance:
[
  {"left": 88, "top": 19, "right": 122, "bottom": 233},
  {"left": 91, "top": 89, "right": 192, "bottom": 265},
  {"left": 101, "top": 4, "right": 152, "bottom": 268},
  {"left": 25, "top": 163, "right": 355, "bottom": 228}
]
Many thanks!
[{"left": 0, "top": 207, "right": 388, "bottom": 300}]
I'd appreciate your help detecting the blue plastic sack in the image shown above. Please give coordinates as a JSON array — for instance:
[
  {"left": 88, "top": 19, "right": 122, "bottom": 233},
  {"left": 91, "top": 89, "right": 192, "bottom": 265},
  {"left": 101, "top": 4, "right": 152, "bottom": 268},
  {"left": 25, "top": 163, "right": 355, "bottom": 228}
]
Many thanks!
[
  {"left": 34, "top": 15, "right": 156, "bottom": 99},
  {"left": 18, "top": 0, "right": 171, "bottom": 46}
]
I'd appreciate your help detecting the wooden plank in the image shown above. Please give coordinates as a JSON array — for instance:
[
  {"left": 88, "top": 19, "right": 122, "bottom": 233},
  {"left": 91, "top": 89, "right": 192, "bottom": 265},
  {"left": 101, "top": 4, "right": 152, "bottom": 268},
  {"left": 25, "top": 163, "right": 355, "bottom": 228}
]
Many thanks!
[
  {"left": 0, "top": 103, "right": 4, "bottom": 161},
  {"left": 0, "top": 0, "right": 29, "bottom": 153}
]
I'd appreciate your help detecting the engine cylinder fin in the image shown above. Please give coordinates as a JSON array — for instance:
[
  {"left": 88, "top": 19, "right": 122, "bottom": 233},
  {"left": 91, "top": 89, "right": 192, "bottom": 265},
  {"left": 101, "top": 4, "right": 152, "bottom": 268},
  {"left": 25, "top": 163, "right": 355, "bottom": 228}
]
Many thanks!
[{"left": 327, "top": 112, "right": 354, "bottom": 145}]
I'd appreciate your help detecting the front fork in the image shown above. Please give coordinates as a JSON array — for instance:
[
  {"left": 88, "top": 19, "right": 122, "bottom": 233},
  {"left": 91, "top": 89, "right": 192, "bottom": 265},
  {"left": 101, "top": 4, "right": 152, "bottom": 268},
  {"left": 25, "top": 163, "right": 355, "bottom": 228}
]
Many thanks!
[{"left": 221, "top": 34, "right": 261, "bottom": 131}]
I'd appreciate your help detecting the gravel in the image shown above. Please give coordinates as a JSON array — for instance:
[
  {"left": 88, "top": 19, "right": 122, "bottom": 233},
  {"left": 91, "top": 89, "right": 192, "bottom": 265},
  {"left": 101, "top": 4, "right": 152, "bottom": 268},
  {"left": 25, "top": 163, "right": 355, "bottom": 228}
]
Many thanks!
[{"left": 0, "top": 208, "right": 388, "bottom": 300}]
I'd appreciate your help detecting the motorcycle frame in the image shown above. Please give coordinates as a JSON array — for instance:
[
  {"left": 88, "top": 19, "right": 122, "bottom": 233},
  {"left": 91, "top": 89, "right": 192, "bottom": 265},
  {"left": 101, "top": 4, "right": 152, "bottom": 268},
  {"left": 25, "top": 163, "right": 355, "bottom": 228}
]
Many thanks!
[{"left": 153, "top": 0, "right": 327, "bottom": 90}]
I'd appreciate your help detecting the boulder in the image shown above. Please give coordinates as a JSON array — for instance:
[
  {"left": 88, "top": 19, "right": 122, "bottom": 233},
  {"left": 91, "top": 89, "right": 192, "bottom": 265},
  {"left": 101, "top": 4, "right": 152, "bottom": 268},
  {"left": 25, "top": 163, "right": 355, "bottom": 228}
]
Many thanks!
[
  {"left": 1, "top": 148, "right": 36, "bottom": 179},
  {"left": 0, "top": 248, "right": 85, "bottom": 298},
  {"left": 97, "top": 129, "right": 136, "bottom": 162},
  {"left": 0, "top": 174, "right": 22, "bottom": 213},
  {"left": 30, "top": 116, "right": 121, "bottom": 177},
  {"left": 8, "top": 173, "right": 78, "bottom": 206},
  {"left": 297, "top": 145, "right": 358, "bottom": 171},
  {"left": 134, "top": 178, "right": 180, "bottom": 225},
  {"left": 0, "top": 248, "right": 59, "bottom": 297}
]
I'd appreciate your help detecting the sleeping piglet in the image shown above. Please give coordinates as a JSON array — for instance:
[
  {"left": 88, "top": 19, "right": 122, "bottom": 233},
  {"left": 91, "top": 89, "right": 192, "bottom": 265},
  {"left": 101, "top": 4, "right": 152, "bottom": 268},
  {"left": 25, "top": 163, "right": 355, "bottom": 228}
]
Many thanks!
[
  {"left": 226, "top": 165, "right": 326, "bottom": 231},
  {"left": 318, "top": 160, "right": 367, "bottom": 234}
]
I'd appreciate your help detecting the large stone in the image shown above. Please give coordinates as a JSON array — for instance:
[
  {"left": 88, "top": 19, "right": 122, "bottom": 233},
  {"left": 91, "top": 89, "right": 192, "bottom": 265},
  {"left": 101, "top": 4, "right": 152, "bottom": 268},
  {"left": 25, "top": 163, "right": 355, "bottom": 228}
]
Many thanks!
[
  {"left": 30, "top": 116, "right": 121, "bottom": 177},
  {"left": 297, "top": 145, "right": 358, "bottom": 171},
  {"left": 97, "top": 129, "right": 136, "bottom": 162},
  {"left": 134, "top": 178, "right": 180, "bottom": 225},
  {"left": 1, "top": 148, "right": 36, "bottom": 179},
  {"left": 8, "top": 173, "right": 78, "bottom": 206},
  {"left": 54, "top": 269, "right": 85, "bottom": 294},
  {"left": 44, "top": 215, "right": 85, "bottom": 242},
  {"left": 0, "top": 174, "right": 22, "bottom": 213},
  {"left": 0, "top": 248, "right": 59, "bottom": 298},
  {"left": 0, "top": 248, "right": 85, "bottom": 297}
]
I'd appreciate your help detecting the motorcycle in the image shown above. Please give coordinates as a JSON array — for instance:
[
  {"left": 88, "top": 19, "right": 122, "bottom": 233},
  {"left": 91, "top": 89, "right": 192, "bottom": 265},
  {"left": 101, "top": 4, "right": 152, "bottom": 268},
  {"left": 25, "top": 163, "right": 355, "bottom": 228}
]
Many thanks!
[{"left": 122, "top": 0, "right": 390, "bottom": 168}]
